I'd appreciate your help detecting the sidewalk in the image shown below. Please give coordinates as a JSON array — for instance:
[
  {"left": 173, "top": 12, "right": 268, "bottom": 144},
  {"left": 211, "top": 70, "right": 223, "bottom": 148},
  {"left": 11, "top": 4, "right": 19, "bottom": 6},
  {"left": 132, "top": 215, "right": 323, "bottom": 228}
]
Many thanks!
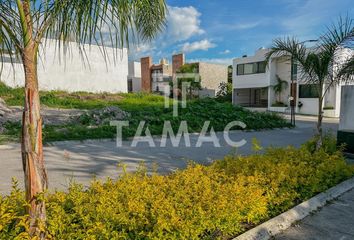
[{"left": 275, "top": 187, "right": 354, "bottom": 240}]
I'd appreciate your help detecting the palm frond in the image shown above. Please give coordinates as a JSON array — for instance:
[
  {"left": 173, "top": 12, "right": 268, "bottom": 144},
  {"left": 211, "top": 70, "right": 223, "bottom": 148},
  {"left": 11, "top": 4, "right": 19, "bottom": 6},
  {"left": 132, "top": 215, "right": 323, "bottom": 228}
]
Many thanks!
[
  {"left": 36, "top": 0, "right": 167, "bottom": 51},
  {"left": 0, "top": 1, "right": 23, "bottom": 77},
  {"left": 0, "top": 0, "right": 167, "bottom": 74},
  {"left": 320, "top": 15, "right": 354, "bottom": 53},
  {"left": 265, "top": 37, "right": 308, "bottom": 67}
]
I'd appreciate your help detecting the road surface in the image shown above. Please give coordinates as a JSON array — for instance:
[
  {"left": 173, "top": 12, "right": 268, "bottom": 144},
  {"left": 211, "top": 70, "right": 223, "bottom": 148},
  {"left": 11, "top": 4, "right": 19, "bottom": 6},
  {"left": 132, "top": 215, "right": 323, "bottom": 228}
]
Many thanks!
[{"left": 0, "top": 116, "right": 338, "bottom": 194}]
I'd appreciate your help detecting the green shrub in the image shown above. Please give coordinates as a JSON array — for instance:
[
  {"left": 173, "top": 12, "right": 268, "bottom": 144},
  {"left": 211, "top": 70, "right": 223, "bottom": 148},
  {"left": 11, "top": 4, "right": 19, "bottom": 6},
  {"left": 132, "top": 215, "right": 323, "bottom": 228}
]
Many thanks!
[
  {"left": 216, "top": 82, "right": 232, "bottom": 102},
  {"left": 1, "top": 87, "right": 291, "bottom": 143},
  {"left": 1, "top": 141, "right": 353, "bottom": 239}
]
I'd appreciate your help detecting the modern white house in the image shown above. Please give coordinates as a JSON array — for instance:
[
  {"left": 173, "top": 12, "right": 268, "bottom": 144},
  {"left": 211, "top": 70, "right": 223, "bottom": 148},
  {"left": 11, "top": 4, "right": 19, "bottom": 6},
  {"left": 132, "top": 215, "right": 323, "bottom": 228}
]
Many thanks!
[
  {"left": 232, "top": 47, "right": 353, "bottom": 118},
  {"left": 1, "top": 39, "right": 129, "bottom": 93}
]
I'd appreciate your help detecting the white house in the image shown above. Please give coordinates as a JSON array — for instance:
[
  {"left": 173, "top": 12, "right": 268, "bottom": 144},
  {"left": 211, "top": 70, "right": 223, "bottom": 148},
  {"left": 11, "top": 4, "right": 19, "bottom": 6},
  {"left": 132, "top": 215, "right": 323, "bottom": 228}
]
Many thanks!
[
  {"left": 1, "top": 39, "right": 129, "bottom": 93},
  {"left": 127, "top": 61, "right": 142, "bottom": 93},
  {"left": 232, "top": 47, "right": 353, "bottom": 118}
]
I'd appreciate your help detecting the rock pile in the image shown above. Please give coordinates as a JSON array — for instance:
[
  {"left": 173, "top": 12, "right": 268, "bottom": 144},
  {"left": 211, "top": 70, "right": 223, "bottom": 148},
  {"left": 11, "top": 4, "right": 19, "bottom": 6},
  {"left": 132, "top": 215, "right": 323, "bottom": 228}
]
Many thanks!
[{"left": 75, "top": 106, "right": 131, "bottom": 125}]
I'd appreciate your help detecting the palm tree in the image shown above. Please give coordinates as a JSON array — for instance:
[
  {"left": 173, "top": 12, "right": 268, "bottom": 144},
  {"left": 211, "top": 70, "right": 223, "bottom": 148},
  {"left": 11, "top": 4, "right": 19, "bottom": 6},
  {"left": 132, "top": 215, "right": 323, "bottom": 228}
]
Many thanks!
[
  {"left": 273, "top": 75, "right": 288, "bottom": 104},
  {"left": 266, "top": 16, "right": 354, "bottom": 146},
  {"left": 0, "top": 0, "right": 166, "bottom": 238}
]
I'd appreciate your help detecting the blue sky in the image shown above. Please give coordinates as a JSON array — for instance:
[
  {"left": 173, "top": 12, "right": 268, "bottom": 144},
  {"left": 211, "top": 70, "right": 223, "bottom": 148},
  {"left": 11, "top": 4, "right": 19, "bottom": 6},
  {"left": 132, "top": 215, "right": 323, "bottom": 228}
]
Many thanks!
[{"left": 129, "top": 0, "right": 354, "bottom": 65}]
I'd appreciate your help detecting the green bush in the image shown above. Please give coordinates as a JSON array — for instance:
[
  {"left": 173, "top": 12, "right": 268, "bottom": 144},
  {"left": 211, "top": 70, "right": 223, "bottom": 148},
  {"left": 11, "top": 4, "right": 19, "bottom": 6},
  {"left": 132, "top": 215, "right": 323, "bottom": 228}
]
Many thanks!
[
  {"left": 1, "top": 82, "right": 292, "bottom": 143},
  {"left": 1, "top": 142, "right": 353, "bottom": 239},
  {"left": 216, "top": 82, "right": 232, "bottom": 102},
  {"left": 37, "top": 98, "right": 290, "bottom": 143}
]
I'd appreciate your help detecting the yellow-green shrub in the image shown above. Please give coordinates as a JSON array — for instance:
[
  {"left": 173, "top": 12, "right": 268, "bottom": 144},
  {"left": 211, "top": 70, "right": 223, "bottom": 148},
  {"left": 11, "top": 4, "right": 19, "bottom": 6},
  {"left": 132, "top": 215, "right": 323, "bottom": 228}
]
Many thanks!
[{"left": 1, "top": 141, "right": 353, "bottom": 239}]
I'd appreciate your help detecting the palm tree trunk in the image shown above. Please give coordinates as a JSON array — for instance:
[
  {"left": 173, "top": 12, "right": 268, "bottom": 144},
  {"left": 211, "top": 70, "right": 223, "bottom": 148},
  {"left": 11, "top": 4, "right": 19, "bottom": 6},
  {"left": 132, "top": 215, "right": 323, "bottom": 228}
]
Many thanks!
[
  {"left": 21, "top": 40, "right": 48, "bottom": 238},
  {"left": 17, "top": 1, "right": 48, "bottom": 238},
  {"left": 316, "top": 96, "right": 324, "bottom": 149}
]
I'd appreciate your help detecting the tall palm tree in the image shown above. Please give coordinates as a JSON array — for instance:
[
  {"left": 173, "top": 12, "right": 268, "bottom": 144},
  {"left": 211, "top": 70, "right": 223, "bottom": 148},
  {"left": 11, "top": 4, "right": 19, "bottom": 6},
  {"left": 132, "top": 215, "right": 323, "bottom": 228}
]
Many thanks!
[
  {"left": 266, "top": 16, "right": 353, "bottom": 146},
  {"left": 0, "top": 0, "right": 166, "bottom": 238}
]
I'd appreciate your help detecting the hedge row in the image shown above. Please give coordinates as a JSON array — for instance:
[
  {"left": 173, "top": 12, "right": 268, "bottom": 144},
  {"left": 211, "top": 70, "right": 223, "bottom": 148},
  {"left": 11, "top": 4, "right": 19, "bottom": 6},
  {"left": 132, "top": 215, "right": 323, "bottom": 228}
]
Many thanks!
[{"left": 1, "top": 139, "right": 353, "bottom": 239}]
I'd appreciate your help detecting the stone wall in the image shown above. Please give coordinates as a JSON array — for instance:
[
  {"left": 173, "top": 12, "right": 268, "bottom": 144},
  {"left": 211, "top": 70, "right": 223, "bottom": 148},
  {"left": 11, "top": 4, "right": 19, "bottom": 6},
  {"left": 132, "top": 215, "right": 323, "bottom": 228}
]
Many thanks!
[{"left": 198, "top": 62, "right": 228, "bottom": 92}]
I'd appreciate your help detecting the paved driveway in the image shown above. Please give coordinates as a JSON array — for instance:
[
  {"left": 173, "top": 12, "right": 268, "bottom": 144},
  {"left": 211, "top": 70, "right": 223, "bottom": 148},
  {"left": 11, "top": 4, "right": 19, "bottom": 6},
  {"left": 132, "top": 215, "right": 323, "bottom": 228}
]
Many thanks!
[
  {"left": 0, "top": 117, "right": 338, "bottom": 194},
  {"left": 275, "top": 188, "right": 354, "bottom": 240}
]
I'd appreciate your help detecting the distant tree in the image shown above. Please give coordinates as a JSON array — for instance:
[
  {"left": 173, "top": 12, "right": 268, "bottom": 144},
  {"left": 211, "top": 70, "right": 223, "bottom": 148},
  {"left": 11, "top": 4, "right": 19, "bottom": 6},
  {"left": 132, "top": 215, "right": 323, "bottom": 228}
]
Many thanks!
[
  {"left": 216, "top": 82, "right": 232, "bottom": 102},
  {"left": 172, "top": 63, "right": 202, "bottom": 98},
  {"left": 228, "top": 65, "right": 233, "bottom": 83}
]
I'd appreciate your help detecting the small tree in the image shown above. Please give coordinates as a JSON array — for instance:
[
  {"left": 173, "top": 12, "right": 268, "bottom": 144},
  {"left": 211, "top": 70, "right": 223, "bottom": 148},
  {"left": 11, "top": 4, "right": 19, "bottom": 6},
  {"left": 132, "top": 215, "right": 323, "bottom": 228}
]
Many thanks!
[
  {"left": 272, "top": 75, "right": 288, "bottom": 104},
  {"left": 227, "top": 65, "right": 233, "bottom": 83},
  {"left": 172, "top": 63, "right": 202, "bottom": 99},
  {"left": 0, "top": 0, "right": 166, "bottom": 238},
  {"left": 266, "top": 16, "right": 353, "bottom": 146},
  {"left": 216, "top": 82, "right": 232, "bottom": 102}
]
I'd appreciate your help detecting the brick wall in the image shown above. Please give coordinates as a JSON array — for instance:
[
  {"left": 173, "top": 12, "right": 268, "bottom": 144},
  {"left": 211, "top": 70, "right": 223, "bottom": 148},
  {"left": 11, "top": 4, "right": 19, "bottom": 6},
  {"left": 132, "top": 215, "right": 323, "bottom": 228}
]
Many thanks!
[
  {"left": 172, "top": 53, "right": 185, "bottom": 74},
  {"left": 141, "top": 57, "right": 152, "bottom": 92}
]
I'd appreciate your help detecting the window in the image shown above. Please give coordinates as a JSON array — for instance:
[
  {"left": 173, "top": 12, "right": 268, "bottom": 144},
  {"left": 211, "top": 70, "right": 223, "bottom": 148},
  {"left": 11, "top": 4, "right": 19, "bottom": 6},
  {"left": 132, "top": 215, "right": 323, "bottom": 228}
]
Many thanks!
[
  {"left": 237, "top": 61, "right": 266, "bottom": 75},
  {"left": 237, "top": 64, "right": 244, "bottom": 75},
  {"left": 299, "top": 84, "right": 319, "bottom": 98},
  {"left": 257, "top": 61, "right": 266, "bottom": 73},
  {"left": 244, "top": 63, "right": 253, "bottom": 74}
]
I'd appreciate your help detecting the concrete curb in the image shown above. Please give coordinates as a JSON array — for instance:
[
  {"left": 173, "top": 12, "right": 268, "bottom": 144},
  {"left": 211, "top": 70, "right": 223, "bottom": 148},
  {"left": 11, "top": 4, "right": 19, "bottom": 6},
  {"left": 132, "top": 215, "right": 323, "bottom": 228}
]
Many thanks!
[{"left": 233, "top": 176, "right": 354, "bottom": 240}]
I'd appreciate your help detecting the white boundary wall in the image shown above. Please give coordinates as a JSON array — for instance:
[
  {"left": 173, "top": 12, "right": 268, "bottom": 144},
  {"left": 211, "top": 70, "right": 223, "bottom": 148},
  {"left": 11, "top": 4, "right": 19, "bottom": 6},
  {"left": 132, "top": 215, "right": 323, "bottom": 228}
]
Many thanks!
[{"left": 1, "top": 39, "right": 128, "bottom": 93}]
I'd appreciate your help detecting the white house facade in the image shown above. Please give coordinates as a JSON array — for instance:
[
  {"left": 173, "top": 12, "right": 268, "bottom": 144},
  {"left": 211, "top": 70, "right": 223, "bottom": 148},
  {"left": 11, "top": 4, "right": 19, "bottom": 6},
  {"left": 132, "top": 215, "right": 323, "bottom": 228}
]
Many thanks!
[
  {"left": 1, "top": 39, "right": 129, "bottom": 93},
  {"left": 127, "top": 61, "right": 142, "bottom": 93},
  {"left": 232, "top": 47, "right": 353, "bottom": 118}
]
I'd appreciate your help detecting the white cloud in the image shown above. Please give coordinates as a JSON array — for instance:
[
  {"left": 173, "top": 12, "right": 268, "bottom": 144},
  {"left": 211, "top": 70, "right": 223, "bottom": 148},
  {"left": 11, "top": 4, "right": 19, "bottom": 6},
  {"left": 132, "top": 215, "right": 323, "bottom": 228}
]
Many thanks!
[
  {"left": 228, "top": 21, "right": 262, "bottom": 30},
  {"left": 128, "top": 43, "right": 156, "bottom": 60},
  {"left": 128, "top": 5, "right": 206, "bottom": 60},
  {"left": 188, "top": 57, "right": 233, "bottom": 65},
  {"left": 219, "top": 49, "right": 231, "bottom": 55},
  {"left": 181, "top": 39, "right": 216, "bottom": 53},
  {"left": 134, "top": 43, "right": 154, "bottom": 54},
  {"left": 166, "top": 6, "right": 205, "bottom": 42},
  {"left": 210, "top": 20, "right": 265, "bottom": 32}
]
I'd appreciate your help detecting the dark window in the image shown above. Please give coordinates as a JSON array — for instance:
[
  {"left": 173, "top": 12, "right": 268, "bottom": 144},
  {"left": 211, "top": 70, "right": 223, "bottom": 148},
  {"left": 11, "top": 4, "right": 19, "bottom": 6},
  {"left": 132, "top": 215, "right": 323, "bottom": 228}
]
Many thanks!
[
  {"left": 237, "top": 64, "right": 244, "bottom": 75},
  {"left": 257, "top": 61, "right": 266, "bottom": 73},
  {"left": 237, "top": 61, "right": 266, "bottom": 75},
  {"left": 299, "top": 84, "right": 319, "bottom": 98}
]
